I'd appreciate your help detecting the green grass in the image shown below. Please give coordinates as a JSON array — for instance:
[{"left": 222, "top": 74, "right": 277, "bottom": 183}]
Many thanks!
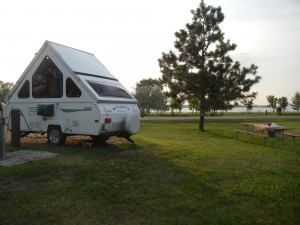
[{"left": 0, "top": 119, "right": 300, "bottom": 225}]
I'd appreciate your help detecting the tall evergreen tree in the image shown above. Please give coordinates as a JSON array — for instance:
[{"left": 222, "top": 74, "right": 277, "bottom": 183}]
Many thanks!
[{"left": 158, "top": 0, "right": 261, "bottom": 131}]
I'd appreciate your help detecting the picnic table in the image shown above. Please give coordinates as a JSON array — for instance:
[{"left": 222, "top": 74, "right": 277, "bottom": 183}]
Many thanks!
[{"left": 236, "top": 123, "right": 293, "bottom": 145}]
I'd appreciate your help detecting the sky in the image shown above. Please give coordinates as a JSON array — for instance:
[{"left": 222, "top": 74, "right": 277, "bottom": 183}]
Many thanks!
[{"left": 0, "top": 0, "right": 299, "bottom": 105}]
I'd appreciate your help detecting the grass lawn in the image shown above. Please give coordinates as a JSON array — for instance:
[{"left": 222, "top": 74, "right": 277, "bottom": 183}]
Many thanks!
[{"left": 0, "top": 118, "right": 299, "bottom": 225}]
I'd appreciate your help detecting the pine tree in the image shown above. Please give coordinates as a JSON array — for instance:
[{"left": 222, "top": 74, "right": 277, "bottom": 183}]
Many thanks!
[{"left": 158, "top": 0, "right": 261, "bottom": 131}]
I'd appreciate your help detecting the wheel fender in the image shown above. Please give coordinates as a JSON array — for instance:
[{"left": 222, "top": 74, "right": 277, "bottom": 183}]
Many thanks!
[{"left": 46, "top": 121, "right": 65, "bottom": 133}]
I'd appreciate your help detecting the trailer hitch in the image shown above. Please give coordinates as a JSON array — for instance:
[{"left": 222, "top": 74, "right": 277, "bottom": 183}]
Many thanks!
[{"left": 118, "top": 133, "right": 135, "bottom": 144}]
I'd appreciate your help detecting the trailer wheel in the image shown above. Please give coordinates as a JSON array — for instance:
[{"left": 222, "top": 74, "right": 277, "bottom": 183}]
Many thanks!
[{"left": 47, "top": 126, "right": 66, "bottom": 146}]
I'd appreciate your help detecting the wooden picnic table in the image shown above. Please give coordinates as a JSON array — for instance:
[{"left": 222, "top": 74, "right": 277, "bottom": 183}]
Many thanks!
[
  {"left": 242, "top": 123, "right": 293, "bottom": 145},
  {"left": 237, "top": 123, "right": 299, "bottom": 146},
  {"left": 240, "top": 123, "right": 293, "bottom": 145},
  {"left": 241, "top": 123, "right": 292, "bottom": 132}
]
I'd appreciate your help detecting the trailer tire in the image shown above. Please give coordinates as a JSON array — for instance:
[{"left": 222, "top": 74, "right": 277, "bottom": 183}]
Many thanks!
[
  {"left": 47, "top": 126, "right": 66, "bottom": 146},
  {"left": 125, "top": 112, "right": 140, "bottom": 135}
]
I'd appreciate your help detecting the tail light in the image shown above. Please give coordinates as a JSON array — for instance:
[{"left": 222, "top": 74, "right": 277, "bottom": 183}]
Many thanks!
[{"left": 105, "top": 118, "right": 111, "bottom": 123}]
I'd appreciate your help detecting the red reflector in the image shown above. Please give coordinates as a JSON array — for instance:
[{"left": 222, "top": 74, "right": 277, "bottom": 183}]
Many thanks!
[
  {"left": 105, "top": 118, "right": 111, "bottom": 123},
  {"left": 95, "top": 120, "right": 99, "bottom": 123}
]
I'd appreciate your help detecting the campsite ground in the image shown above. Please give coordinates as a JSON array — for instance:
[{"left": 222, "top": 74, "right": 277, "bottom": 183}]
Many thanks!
[{"left": 0, "top": 116, "right": 299, "bottom": 225}]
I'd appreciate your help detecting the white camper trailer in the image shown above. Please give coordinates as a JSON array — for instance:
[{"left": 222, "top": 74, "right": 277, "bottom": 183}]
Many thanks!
[{"left": 3, "top": 41, "right": 140, "bottom": 145}]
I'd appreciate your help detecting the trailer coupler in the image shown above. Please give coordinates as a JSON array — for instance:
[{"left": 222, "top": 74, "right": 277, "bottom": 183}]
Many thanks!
[
  {"left": 124, "top": 136, "right": 135, "bottom": 144},
  {"left": 119, "top": 133, "right": 135, "bottom": 144}
]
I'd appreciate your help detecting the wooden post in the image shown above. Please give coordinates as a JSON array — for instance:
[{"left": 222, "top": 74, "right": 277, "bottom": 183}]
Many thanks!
[
  {"left": 11, "top": 109, "right": 21, "bottom": 148},
  {"left": 0, "top": 117, "right": 6, "bottom": 160}
]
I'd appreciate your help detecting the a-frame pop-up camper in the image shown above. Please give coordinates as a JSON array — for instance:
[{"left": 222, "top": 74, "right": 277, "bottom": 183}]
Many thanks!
[{"left": 4, "top": 41, "right": 140, "bottom": 145}]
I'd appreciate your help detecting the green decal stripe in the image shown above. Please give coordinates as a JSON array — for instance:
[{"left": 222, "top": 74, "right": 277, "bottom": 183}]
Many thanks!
[{"left": 60, "top": 109, "right": 85, "bottom": 113}]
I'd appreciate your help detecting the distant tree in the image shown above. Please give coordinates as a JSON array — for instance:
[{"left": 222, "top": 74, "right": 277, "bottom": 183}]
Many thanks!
[
  {"left": 266, "top": 95, "right": 277, "bottom": 112},
  {"left": 276, "top": 107, "right": 282, "bottom": 115},
  {"left": 246, "top": 101, "right": 253, "bottom": 111},
  {"left": 158, "top": 100, "right": 170, "bottom": 115},
  {"left": 158, "top": 0, "right": 260, "bottom": 131},
  {"left": 188, "top": 97, "right": 200, "bottom": 114},
  {"left": 150, "top": 86, "right": 169, "bottom": 114},
  {"left": 170, "top": 96, "right": 185, "bottom": 114},
  {"left": 277, "top": 97, "right": 288, "bottom": 112},
  {"left": 0, "top": 80, "right": 14, "bottom": 103},
  {"left": 135, "top": 78, "right": 162, "bottom": 90},
  {"left": 210, "top": 97, "right": 237, "bottom": 115},
  {"left": 290, "top": 91, "right": 300, "bottom": 112},
  {"left": 134, "top": 79, "right": 169, "bottom": 116},
  {"left": 135, "top": 86, "right": 152, "bottom": 117}
]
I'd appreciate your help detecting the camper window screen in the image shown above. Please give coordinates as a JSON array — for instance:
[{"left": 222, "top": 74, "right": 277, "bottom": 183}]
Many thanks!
[{"left": 87, "top": 81, "right": 132, "bottom": 99}]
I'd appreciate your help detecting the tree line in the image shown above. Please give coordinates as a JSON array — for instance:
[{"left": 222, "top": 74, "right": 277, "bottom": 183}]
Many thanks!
[
  {"left": 134, "top": 78, "right": 300, "bottom": 116},
  {"left": 266, "top": 93, "right": 300, "bottom": 113}
]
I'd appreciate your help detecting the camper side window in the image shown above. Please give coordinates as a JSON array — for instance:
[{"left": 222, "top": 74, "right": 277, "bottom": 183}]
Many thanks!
[
  {"left": 66, "top": 77, "right": 81, "bottom": 98},
  {"left": 87, "top": 81, "right": 132, "bottom": 99},
  {"left": 18, "top": 80, "right": 30, "bottom": 98},
  {"left": 32, "top": 56, "right": 63, "bottom": 98}
]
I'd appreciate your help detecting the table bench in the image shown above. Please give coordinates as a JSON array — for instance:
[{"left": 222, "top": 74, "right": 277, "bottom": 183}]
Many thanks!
[
  {"left": 235, "top": 129, "right": 269, "bottom": 144},
  {"left": 284, "top": 133, "right": 300, "bottom": 146}
]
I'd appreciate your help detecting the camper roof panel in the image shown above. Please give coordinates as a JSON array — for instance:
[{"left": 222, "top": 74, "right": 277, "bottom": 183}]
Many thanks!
[{"left": 49, "top": 42, "right": 116, "bottom": 80}]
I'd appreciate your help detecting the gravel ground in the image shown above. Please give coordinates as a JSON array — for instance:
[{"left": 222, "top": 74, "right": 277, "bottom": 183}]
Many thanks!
[{"left": 0, "top": 150, "right": 58, "bottom": 167}]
